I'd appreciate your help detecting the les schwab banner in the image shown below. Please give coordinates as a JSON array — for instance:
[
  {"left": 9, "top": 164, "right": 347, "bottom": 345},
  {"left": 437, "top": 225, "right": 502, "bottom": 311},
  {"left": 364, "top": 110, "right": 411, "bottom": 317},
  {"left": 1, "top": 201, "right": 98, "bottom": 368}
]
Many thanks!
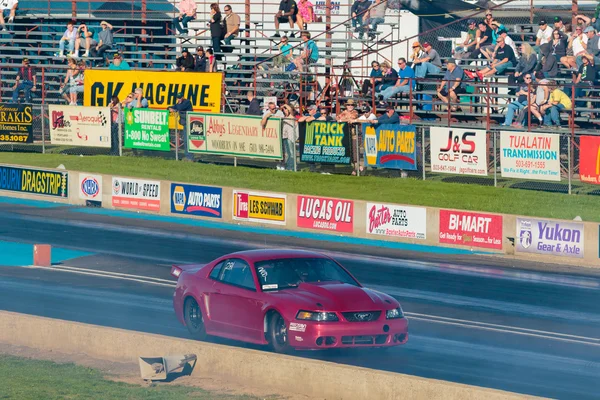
[
  {"left": 233, "top": 190, "right": 286, "bottom": 225},
  {"left": 0, "top": 104, "right": 33, "bottom": 143},
  {"left": 0, "top": 165, "right": 68, "bottom": 198},
  {"left": 188, "top": 113, "right": 282, "bottom": 160},
  {"left": 429, "top": 127, "right": 488, "bottom": 176},
  {"left": 363, "top": 124, "right": 417, "bottom": 170},
  {"left": 84, "top": 70, "right": 223, "bottom": 113},
  {"left": 49, "top": 105, "right": 111, "bottom": 148}
]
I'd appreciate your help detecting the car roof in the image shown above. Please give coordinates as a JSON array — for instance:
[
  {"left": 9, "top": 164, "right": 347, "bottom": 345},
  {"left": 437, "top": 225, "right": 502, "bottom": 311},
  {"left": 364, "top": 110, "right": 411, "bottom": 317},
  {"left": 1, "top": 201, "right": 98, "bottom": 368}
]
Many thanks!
[{"left": 224, "top": 249, "right": 330, "bottom": 263}]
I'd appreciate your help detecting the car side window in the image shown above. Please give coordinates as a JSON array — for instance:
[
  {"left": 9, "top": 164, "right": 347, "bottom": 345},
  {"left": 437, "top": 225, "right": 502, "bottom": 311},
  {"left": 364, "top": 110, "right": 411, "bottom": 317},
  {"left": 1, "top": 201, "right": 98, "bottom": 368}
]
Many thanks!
[
  {"left": 209, "top": 261, "right": 224, "bottom": 280},
  {"left": 218, "top": 259, "right": 256, "bottom": 291}
]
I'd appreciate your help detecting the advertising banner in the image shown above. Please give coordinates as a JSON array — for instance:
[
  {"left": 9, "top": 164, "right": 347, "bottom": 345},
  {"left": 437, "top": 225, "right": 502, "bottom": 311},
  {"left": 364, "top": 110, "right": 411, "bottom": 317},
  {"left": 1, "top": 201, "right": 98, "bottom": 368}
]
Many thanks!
[
  {"left": 579, "top": 135, "right": 600, "bottom": 184},
  {"left": 0, "top": 165, "right": 68, "bottom": 198},
  {"left": 299, "top": 121, "right": 351, "bottom": 164},
  {"left": 500, "top": 132, "right": 560, "bottom": 181},
  {"left": 78, "top": 173, "right": 102, "bottom": 203},
  {"left": 0, "top": 104, "right": 33, "bottom": 143},
  {"left": 297, "top": 195, "right": 354, "bottom": 233},
  {"left": 112, "top": 177, "right": 160, "bottom": 211},
  {"left": 366, "top": 202, "right": 426, "bottom": 240},
  {"left": 314, "top": 0, "right": 340, "bottom": 14},
  {"left": 363, "top": 124, "right": 417, "bottom": 170},
  {"left": 439, "top": 210, "right": 503, "bottom": 250},
  {"left": 430, "top": 127, "right": 488, "bottom": 176},
  {"left": 171, "top": 183, "right": 222, "bottom": 218},
  {"left": 124, "top": 108, "right": 170, "bottom": 151},
  {"left": 233, "top": 190, "right": 286, "bottom": 225},
  {"left": 187, "top": 113, "right": 282, "bottom": 160},
  {"left": 516, "top": 218, "right": 584, "bottom": 258},
  {"left": 84, "top": 70, "right": 222, "bottom": 113},
  {"left": 49, "top": 105, "right": 111, "bottom": 148}
]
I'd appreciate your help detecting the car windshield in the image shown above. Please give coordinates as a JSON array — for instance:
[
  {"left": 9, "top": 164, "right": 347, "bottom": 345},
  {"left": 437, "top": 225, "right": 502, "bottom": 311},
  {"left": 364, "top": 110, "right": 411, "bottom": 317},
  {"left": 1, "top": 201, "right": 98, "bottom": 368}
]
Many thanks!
[{"left": 254, "top": 257, "right": 359, "bottom": 291}]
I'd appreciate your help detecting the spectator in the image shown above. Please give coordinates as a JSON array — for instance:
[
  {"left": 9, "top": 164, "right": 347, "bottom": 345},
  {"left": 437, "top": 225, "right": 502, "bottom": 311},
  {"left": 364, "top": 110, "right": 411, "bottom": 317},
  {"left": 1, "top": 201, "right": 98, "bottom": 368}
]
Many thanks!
[
  {"left": 316, "top": 104, "right": 334, "bottom": 121},
  {"left": 173, "top": 0, "right": 197, "bottom": 35},
  {"left": 245, "top": 91, "right": 261, "bottom": 115},
  {"left": 454, "top": 19, "right": 478, "bottom": 61},
  {"left": 361, "top": 60, "right": 382, "bottom": 96},
  {"left": 372, "top": 104, "right": 399, "bottom": 124},
  {"left": 536, "top": 20, "right": 553, "bottom": 48},
  {"left": 120, "top": 92, "right": 134, "bottom": 108},
  {"left": 73, "top": 23, "right": 97, "bottom": 58},
  {"left": 56, "top": 21, "right": 77, "bottom": 58},
  {"left": 176, "top": 48, "right": 195, "bottom": 71},
  {"left": 292, "top": 30, "right": 318, "bottom": 71},
  {"left": 108, "top": 53, "right": 130, "bottom": 70},
  {"left": 128, "top": 88, "right": 149, "bottom": 108},
  {"left": 59, "top": 57, "right": 77, "bottom": 104},
  {"left": 11, "top": 58, "right": 36, "bottom": 103},
  {"left": 554, "top": 16, "right": 567, "bottom": 34},
  {"left": 65, "top": 59, "right": 85, "bottom": 106},
  {"left": 437, "top": 59, "right": 465, "bottom": 112},
  {"left": 573, "top": 52, "right": 598, "bottom": 109},
  {"left": 379, "top": 57, "right": 414, "bottom": 101},
  {"left": 413, "top": 42, "right": 441, "bottom": 78},
  {"left": 208, "top": 3, "right": 222, "bottom": 57},
  {"left": 194, "top": 46, "right": 207, "bottom": 71},
  {"left": 336, "top": 99, "right": 359, "bottom": 122},
  {"left": 273, "top": 0, "right": 298, "bottom": 38},
  {"left": 375, "top": 61, "right": 397, "bottom": 94},
  {"left": 469, "top": 21, "right": 493, "bottom": 60},
  {"left": 540, "top": 43, "right": 559, "bottom": 78},
  {"left": 168, "top": 92, "right": 194, "bottom": 160},
  {"left": 109, "top": 95, "right": 121, "bottom": 156},
  {"left": 206, "top": 48, "right": 216, "bottom": 71},
  {"left": 91, "top": 21, "right": 113, "bottom": 61},
  {"left": 356, "top": 105, "right": 377, "bottom": 121},
  {"left": 540, "top": 80, "right": 572, "bottom": 127},
  {"left": 274, "top": 35, "right": 293, "bottom": 66},
  {"left": 549, "top": 29, "right": 568, "bottom": 60},
  {"left": 366, "top": 0, "right": 386, "bottom": 40},
  {"left": 501, "top": 74, "right": 534, "bottom": 126},
  {"left": 592, "top": 5, "right": 600, "bottom": 31},
  {"left": 262, "top": 101, "right": 284, "bottom": 127},
  {"left": 280, "top": 104, "right": 298, "bottom": 171},
  {"left": 509, "top": 42, "right": 537, "bottom": 91},
  {"left": 297, "top": 0, "right": 314, "bottom": 30},
  {"left": 351, "top": 0, "right": 370, "bottom": 38},
  {"left": 409, "top": 42, "right": 426, "bottom": 66},
  {"left": 222, "top": 5, "right": 240, "bottom": 48},
  {"left": 0, "top": 0, "right": 17, "bottom": 32},
  {"left": 562, "top": 25, "right": 587, "bottom": 69},
  {"left": 577, "top": 26, "right": 600, "bottom": 67},
  {"left": 498, "top": 29, "right": 518, "bottom": 57},
  {"left": 475, "top": 35, "right": 516, "bottom": 78},
  {"left": 298, "top": 104, "right": 319, "bottom": 122},
  {"left": 481, "top": 18, "right": 506, "bottom": 58}
]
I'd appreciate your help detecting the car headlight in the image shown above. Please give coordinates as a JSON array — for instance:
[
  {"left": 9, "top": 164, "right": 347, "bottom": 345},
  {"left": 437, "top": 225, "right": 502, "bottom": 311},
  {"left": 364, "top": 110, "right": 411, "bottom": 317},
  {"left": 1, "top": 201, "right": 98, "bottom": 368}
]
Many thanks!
[
  {"left": 386, "top": 307, "right": 404, "bottom": 319},
  {"left": 296, "top": 310, "right": 339, "bottom": 322}
]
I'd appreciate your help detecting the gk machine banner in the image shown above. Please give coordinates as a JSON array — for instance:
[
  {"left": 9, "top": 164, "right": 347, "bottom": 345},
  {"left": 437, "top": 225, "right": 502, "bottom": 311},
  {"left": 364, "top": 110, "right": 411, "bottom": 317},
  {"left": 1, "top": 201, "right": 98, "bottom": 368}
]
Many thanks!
[
  {"left": 187, "top": 113, "right": 282, "bottom": 160},
  {"left": 363, "top": 124, "right": 417, "bottom": 170},
  {"left": 49, "top": 105, "right": 111, "bottom": 148},
  {"left": 0, "top": 165, "right": 68, "bottom": 198},
  {"left": 299, "top": 121, "right": 351, "bottom": 164},
  {"left": 84, "top": 70, "right": 222, "bottom": 113},
  {"left": 0, "top": 104, "right": 33, "bottom": 143},
  {"left": 500, "top": 132, "right": 560, "bottom": 181},
  {"left": 124, "top": 108, "right": 170, "bottom": 151}
]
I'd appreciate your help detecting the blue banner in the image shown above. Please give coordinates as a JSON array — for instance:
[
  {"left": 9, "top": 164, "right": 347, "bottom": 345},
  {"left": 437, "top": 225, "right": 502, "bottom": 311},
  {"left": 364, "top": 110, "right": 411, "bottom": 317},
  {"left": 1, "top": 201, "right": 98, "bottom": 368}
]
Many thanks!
[
  {"left": 0, "top": 165, "right": 68, "bottom": 197},
  {"left": 171, "top": 183, "right": 222, "bottom": 218},
  {"left": 363, "top": 124, "right": 417, "bottom": 170}
]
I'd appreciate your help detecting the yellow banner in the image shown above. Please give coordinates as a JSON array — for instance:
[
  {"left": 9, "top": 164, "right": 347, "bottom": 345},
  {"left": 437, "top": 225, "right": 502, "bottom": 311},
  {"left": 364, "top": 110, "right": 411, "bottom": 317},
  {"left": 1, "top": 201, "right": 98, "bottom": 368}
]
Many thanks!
[
  {"left": 248, "top": 194, "right": 285, "bottom": 222},
  {"left": 83, "top": 70, "right": 223, "bottom": 113}
]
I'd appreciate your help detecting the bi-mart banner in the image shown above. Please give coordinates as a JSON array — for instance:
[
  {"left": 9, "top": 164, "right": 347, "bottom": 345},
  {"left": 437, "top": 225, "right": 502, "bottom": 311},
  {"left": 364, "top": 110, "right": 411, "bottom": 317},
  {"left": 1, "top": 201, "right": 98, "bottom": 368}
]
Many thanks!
[
  {"left": 49, "top": 105, "right": 111, "bottom": 148},
  {"left": 84, "top": 70, "right": 222, "bottom": 113},
  {"left": 299, "top": 121, "right": 351, "bottom": 164},
  {"left": 363, "top": 124, "right": 417, "bottom": 170},
  {"left": 187, "top": 112, "right": 282, "bottom": 160},
  {"left": 0, "top": 104, "right": 33, "bottom": 143},
  {"left": 124, "top": 108, "right": 170, "bottom": 151}
]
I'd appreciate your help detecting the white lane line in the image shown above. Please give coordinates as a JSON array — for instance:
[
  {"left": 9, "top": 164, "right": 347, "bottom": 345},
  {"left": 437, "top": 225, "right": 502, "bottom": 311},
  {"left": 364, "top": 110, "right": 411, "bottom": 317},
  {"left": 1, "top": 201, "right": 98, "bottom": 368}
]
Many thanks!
[{"left": 32, "top": 265, "right": 176, "bottom": 284}]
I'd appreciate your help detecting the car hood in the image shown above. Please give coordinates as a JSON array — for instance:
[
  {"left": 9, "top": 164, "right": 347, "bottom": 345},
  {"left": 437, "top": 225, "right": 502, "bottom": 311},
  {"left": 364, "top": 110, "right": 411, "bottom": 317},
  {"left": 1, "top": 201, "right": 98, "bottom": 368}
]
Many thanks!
[{"left": 272, "top": 282, "right": 398, "bottom": 311}]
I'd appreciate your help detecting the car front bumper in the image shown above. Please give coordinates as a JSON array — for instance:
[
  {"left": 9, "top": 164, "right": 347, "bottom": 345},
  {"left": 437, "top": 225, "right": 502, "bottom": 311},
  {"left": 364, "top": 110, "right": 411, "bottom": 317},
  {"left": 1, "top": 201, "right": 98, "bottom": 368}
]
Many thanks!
[{"left": 288, "top": 317, "right": 408, "bottom": 349}]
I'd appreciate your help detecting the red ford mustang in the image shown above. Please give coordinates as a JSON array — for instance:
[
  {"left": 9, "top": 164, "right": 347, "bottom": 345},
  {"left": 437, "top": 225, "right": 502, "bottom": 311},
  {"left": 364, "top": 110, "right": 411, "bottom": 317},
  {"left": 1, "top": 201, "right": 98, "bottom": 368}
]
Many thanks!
[{"left": 172, "top": 249, "right": 408, "bottom": 352}]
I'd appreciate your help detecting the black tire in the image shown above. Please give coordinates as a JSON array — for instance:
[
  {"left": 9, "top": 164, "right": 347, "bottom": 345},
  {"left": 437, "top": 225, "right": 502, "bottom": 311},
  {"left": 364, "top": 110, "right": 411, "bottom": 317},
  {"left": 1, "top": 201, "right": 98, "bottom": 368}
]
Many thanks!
[
  {"left": 184, "top": 297, "right": 207, "bottom": 340},
  {"left": 267, "top": 313, "right": 291, "bottom": 353}
]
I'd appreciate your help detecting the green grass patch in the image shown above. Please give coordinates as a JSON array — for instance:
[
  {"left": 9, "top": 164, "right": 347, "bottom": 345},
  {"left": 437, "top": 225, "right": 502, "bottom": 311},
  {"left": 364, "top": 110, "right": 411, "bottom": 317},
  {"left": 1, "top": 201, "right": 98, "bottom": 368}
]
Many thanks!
[
  {"left": 1, "top": 153, "right": 598, "bottom": 222},
  {"left": 0, "top": 354, "right": 259, "bottom": 400}
]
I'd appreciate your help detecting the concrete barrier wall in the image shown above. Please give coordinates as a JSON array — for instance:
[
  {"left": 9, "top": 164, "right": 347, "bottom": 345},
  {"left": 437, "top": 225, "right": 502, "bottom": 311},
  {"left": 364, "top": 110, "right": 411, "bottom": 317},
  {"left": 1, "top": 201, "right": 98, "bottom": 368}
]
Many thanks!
[
  {"left": 0, "top": 311, "right": 529, "bottom": 399},
  {"left": 0, "top": 162, "right": 598, "bottom": 267}
]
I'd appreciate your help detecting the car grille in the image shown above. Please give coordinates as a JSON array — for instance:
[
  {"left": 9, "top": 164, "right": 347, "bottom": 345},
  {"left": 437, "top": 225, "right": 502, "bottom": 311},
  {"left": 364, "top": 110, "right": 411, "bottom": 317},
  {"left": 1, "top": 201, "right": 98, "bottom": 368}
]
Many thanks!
[
  {"left": 342, "top": 311, "right": 382, "bottom": 322},
  {"left": 341, "top": 335, "right": 388, "bottom": 345}
]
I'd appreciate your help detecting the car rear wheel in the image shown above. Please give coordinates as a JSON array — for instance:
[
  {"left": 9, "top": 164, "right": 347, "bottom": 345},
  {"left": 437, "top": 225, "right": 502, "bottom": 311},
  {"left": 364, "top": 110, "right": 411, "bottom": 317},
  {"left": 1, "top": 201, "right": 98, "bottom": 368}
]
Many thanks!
[
  {"left": 268, "top": 313, "right": 291, "bottom": 353},
  {"left": 184, "top": 297, "right": 207, "bottom": 340}
]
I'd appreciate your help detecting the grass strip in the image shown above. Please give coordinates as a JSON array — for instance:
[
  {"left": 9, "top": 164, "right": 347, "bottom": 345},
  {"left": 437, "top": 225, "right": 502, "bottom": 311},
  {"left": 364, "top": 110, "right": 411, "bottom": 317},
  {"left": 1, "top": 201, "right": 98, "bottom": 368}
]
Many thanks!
[{"left": 1, "top": 153, "right": 598, "bottom": 222}]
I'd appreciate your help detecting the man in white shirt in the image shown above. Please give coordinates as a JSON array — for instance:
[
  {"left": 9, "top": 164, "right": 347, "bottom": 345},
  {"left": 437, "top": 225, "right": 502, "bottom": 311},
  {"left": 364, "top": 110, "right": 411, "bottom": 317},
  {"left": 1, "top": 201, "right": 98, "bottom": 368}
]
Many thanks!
[
  {"left": 262, "top": 102, "right": 284, "bottom": 128},
  {"left": 57, "top": 21, "right": 78, "bottom": 57},
  {"left": 536, "top": 20, "right": 553, "bottom": 47},
  {"left": 0, "top": 0, "right": 17, "bottom": 32}
]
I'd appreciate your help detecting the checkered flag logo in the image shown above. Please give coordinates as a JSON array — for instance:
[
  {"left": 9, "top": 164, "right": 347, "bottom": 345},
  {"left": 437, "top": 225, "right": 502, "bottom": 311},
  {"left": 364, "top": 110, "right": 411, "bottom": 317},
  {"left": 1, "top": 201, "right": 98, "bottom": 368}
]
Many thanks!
[{"left": 98, "top": 111, "right": 107, "bottom": 126}]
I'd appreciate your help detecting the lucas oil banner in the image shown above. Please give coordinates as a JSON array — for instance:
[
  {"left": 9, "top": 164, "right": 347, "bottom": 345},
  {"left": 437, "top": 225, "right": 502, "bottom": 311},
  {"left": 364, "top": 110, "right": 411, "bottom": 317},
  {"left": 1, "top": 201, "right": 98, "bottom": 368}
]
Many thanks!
[
  {"left": 363, "top": 124, "right": 417, "bottom": 170},
  {"left": 0, "top": 104, "right": 33, "bottom": 143},
  {"left": 299, "top": 121, "right": 351, "bottom": 164},
  {"left": 83, "top": 70, "right": 222, "bottom": 113},
  {"left": 0, "top": 165, "right": 68, "bottom": 198}
]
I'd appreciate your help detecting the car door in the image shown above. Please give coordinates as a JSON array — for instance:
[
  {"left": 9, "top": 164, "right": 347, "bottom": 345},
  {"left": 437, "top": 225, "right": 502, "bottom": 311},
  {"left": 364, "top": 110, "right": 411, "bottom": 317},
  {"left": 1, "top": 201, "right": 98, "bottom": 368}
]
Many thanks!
[{"left": 208, "top": 258, "right": 265, "bottom": 341}]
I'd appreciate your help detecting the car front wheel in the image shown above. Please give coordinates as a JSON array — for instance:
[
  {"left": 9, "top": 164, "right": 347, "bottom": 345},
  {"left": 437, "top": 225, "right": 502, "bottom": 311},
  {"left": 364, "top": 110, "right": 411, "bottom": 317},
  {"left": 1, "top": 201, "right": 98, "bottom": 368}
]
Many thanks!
[
  {"left": 184, "top": 297, "right": 207, "bottom": 340},
  {"left": 268, "top": 312, "right": 291, "bottom": 353}
]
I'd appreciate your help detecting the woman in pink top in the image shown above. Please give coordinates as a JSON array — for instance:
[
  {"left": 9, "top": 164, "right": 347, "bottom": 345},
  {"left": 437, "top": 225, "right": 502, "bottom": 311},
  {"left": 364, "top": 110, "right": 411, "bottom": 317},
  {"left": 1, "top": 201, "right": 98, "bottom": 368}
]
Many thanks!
[
  {"left": 173, "top": 0, "right": 197, "bottom": 34},
  {"left": 297, "top": 0, "right": 314, "bottom": 30}
]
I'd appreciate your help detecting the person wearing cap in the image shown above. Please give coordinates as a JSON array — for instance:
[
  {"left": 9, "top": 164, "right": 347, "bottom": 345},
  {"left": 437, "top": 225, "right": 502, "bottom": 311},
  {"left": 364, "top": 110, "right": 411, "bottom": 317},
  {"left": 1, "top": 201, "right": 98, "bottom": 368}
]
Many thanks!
[
  {"left": 176, "top": 48, "right": 195, "bottom": 71},
  {"left": 11, "top": 58, "right": 36, "bottom": 103},
  {"left": 194, "top": 46, "right": 208, "bottom": 71},
  {"left": 298, "top": 104, "right": 319, "bottom": 122},
  {"left": 169, "top": 92, "right": 194, "bottom": 160},
  {"left": 553, "top": 16, "right": 566, "bottom": 33},
  {"left": 577, "top": 26, "right": 600, "bottom": 68},
  {"left": 128, "top": 88, "right": 148, "bottom": 109},
  {"left": 108, "top": 53, "right": 130, "bottom": 70},
  {"left": 573, "top": 52, "right": 598, "bottom": 110},
  {"left": 437, "top": 59, "right": 465, "bottom": 113},
  {"left": 91, "top": 21, "right": 113, "bottom": 60},
  {"left": 476, "top": 34, "right": 516, "bottom": 78},
  {"left": 371, "top": 104, "right": 399, "bottom": 125},
  {"left": 454, "top": 19, "right": 478, "bottom": 61},
  {"left": 0, "top": 0, "right": 18, "bottom": 32},
  {"left": 536, "top": 19, "right": 553, "bottom": 48},
  {"left": 409, "top": 42, "right": 425, "bottom": 66},
  {"left": 336, "top": 99, "right": 359, "bottom": 122},
  {"left": 173, "top": 0, "right": 197, "bottom": 35},
  {"left": 379, "top": 57, "right": 414, "bottom": 101},
  {"left": 412, "top": 42, "right": 441, "bottom": 78},
  {"left": 468, "top": 21, "right": 493, "bottom": 60}
]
